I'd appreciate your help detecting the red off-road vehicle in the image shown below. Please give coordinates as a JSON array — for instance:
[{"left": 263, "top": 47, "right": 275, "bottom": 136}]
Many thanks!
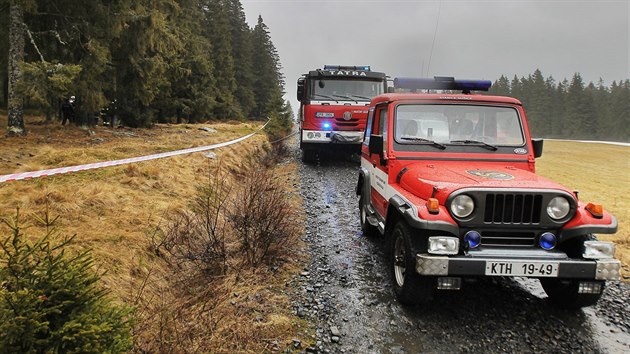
[{"left": 356, "top": 77, "right": 620, "bottom": 308}]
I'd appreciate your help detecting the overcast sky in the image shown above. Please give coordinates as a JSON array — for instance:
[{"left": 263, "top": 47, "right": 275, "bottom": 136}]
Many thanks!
[{"left": 241, "top": 0, "right": 629, "bottom": 111}]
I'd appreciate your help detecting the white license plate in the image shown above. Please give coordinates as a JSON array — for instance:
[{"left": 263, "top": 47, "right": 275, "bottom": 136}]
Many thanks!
[{"left": 485, "top": 261, "right": 559, "bottom": 277}]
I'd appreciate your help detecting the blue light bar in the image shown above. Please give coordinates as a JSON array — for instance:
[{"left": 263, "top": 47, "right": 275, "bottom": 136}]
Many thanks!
[
  {"left": 394, "top": 77, "right": 492, "bottom": 92},
  {"left": 324, "top": 65, "right": 371, "bottom": 71}
]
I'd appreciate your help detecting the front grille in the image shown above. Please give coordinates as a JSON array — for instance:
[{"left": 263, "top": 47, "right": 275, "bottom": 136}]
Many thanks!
[
  {"left": 334, "top": 118, "right": 359, "bottom": 128},
  {"left": 481, "top": 231, "right": 536, "bottom": 247},
  {"left": 483, "top": 193, "right": 543, "bottom": 224}
]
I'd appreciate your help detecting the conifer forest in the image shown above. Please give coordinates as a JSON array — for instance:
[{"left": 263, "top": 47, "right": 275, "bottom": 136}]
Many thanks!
[
  {"left": 0, "top": 0, "right": 292, "bottom": 133},
  {"left": 489, "top": 70, "right": 629, "bottom": 142},
  {"left": 1, "top": 1, "right": 628, "bottom": 142}
]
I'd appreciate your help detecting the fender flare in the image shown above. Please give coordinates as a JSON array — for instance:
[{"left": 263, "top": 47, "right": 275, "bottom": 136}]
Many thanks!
[
  {"left": 559, "top": 216, "right": 618, "bottom": 241},
  {"left": 389, "top": 194, "right": 459, "bottom": 235},
  {"left": 357, "top": 167, "right": 371, "bottom": 203}
]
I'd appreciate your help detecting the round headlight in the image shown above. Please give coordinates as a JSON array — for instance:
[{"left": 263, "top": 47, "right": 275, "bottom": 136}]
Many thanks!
[
  {"left": 451, "top": 195, "right": 475, "bottom": 218},
  {"left": 547, "top": 196, "right": 570, "bottom": 220}
]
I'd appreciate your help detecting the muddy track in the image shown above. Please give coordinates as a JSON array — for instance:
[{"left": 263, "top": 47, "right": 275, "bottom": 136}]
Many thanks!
[{"left": 290, "top": 149, "right": 630, "bottom": 354}]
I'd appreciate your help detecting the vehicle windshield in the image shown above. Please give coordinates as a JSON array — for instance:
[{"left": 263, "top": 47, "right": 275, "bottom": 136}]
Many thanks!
[
  {"left": 311, "top": 79, "right": 384, "bottom": 101},
  {"left": 394, "top": 104, "right": 524, "bottom": 146}
]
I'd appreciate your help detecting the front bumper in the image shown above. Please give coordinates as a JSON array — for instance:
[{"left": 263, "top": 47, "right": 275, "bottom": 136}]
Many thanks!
[
  {"left": 416, "top": 249, "right": 621, "bottom": 281},
  {"left": 302, "top": 130, "right": 363, "bottom": 144}
]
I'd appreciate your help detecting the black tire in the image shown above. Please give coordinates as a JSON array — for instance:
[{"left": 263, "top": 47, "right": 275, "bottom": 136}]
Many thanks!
[
  {"left": 540, "top": 278, "right": 604, "bottom": 308},
  {"left": 359, "top": 195, "right": 379, "bottom": 237},
  {"left": 302, "top": 149, "right": 316, "bottom": 163},
  {"left": 390, "top": 221, "right": 434, "bottom": 305}
]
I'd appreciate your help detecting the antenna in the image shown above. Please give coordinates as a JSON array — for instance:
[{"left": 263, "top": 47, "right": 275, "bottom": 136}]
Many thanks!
[{"left": 426, "top": 0, "right": 442, "bottom": 76}]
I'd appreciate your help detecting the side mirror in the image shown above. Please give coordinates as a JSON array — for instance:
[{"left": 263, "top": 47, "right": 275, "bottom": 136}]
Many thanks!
[
  {"left": 297, "top": 78, "right": 305, "bottom": 101},
  {"left": 369, "top": 135, "right": 384, "bottom": 155},
  {"left": 532, "top": 138, "right": 544, "bottom": 158}
]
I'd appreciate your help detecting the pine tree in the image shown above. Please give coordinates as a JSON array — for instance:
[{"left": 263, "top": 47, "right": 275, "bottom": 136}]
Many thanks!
[
  {"left": 226, "top": 0, "right": 256, "bottom": 118},
  {"left": 489, "top": 75, "right": 510, "bottom": 96},
  {"left": 151, "top": 0, "right": 216, "bottom": 123},
  {"left": 565, "top": 73, "right": 596, "bottom": 138},
  {"left": 110, "top": 0, "right": 182, "bottom": 127},
  {"left": 608, "top": 80, "right": 630, "bottom": 141},
  {"left": 510, "top": 75, "right": 523, "bottom": 102},
  {"left": 203, "top": 0, "right": 241, "bottom": 120},
  {"left": 526, "top": 69, "right": 551, "bottom": 137},
  {"left": 555, "top": 79, "right": 570, "bottom": 137},
  {"left": 544, "top": 75, "right": 561, "bottom": 137},
  {"left": 251, "top": 15, "right": 284, "bottom": 119},
  {"left": 587, "top": 79, "right": 609, "bottom": 139},
  {"left": 0, "top": 210, "right": 133, "bottom": 352}
]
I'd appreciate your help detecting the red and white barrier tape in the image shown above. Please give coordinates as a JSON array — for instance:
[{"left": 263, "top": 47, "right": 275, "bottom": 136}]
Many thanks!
[{"left": 0, "top": 121, "right": 269, "bottom": 184}]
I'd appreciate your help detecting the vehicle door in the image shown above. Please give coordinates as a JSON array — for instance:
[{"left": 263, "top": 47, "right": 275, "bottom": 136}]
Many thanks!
[{"left": 368, "top": 104, "right": 389, "bottom": 218}]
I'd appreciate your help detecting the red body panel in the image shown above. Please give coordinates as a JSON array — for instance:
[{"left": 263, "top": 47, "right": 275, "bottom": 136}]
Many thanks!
[
  {"left": 301, "top": 104, "right": 370, "bottom": 132},
  {"left": 396, "top": 160, "right": 572, "bottom": 203}
]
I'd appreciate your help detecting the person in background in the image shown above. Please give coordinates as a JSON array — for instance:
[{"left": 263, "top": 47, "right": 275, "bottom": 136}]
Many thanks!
[{"left": 61, "top": 95, "right": 76, "bottom": 125}]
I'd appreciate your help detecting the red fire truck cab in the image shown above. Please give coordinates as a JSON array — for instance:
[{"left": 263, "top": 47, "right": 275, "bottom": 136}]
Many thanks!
[
  {"left": 357, "top": 77, "right": 620, "bottom": 308},
  {"left": 297, "top": 65, "right": 388, "bottom": 162}
]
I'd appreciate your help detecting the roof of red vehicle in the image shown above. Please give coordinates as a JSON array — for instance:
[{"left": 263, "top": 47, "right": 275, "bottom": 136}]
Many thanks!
[{"left": 371, "top": 93, "right": 522, "bottom": 105}]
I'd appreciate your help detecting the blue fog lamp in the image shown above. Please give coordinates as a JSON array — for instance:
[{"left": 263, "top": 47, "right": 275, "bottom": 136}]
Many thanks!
[
  {"left": 464, "top": 231, "right": 481, "bottom": 249},
  {"left": 539, "top": 232, "right": 557, "bottom": 250},
  {"left": 322, "top": 122, "right": 332, "bottom": 130}
]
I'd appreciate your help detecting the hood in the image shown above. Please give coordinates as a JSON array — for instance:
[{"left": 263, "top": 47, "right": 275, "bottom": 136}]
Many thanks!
[{"left": 398, "top": 161, "right": 571, "bottom": 201}]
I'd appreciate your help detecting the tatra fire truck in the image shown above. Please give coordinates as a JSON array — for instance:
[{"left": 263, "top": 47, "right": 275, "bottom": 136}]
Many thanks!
[
  {"left": 297, "top": 65, "right": 388, "bottom": 162},
  {"left": 357, "top": 77, "right": 620, "bottom": 308}
]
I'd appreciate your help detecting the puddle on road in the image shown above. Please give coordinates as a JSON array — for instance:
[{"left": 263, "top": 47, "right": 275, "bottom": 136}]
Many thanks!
[
  {"left": 584, "top": 307, "right": 630, "bottom": 354},
  {"left": 515, "top": 278, "right": 630, "bottom": 353},
  {"left": 514, "top": 277, "right": 630, "bottom": 353}
]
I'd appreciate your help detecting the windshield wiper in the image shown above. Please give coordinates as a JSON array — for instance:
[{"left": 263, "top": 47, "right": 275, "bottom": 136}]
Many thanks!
[
  {"left": 449, "top": 139, "right": 498, "bottom": 151},
  {"left": 313, "top": 94, "right": 338, "bottom": 101},
  {"left": 400, "top": 137, "right": 446, "bottom": 150},
  {"left": 349, "top": 94, "right": 371, "bottom": 100},
  {"left": 332, "top": 94, "right": 358, "bottom": 103}
]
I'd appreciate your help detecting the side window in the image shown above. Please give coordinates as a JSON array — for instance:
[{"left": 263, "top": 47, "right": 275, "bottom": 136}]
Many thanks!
[
  {"left": 363, "top": 107, "right": 375, "bottom": 146},
  {"left": 379, "top": 107, "right": 388, "bottom": 136},
  {"left": 372, "top": 104, "right": 387, "bottom": 135}
]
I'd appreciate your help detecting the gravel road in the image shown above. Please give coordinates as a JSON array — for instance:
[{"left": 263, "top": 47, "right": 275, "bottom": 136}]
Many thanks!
[{"left": 290, "top": 149, "right": 630, "bottom": 354}]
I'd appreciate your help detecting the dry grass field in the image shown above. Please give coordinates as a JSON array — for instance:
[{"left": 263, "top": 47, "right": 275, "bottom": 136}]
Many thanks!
[
  {"left": 0, "top": 114, "right": 310, "bottom": 352},
  {"left": 536, "top": 140, "right": 630, "bottom": 277}
]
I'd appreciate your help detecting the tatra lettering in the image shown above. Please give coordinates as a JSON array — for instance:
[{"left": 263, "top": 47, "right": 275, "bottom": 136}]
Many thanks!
[{"left": 324, "top": 70, "right": 367, "bottom": 76}]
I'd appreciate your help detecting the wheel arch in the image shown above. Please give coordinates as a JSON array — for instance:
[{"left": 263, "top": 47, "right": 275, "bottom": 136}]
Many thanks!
[
  {"left": 387, "top": 194, "right": 460, "bottom": 237},
  {"left": 357, "top": 167, "right": 371, "bottom": 199}
]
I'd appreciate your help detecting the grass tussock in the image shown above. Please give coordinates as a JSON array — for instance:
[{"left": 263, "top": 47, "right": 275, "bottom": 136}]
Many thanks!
[{"left": 0, "top": 113, "right": 309, "bottom": 351}]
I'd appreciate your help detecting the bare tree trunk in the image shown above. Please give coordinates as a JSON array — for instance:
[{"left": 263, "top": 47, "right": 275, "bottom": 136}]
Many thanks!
[{"left": 7, "top": 3, "right": 26, "bottom": 136}]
